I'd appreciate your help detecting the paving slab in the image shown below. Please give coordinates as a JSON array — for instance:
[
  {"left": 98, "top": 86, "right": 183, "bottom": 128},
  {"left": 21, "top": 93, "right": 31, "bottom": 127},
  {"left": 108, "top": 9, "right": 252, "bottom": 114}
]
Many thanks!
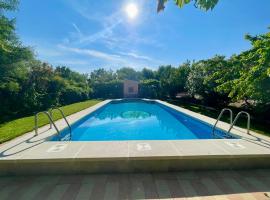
[
  {"left": 76, "top": 141, "right": 129, "bottom": 160},
  {"left": 128, "top": 140, "right": 180, "bottom": 159},
  {"left": 212, "top": 139, "right": 270, "bottom": 156},
  {"left": 171, "top": 140, "right": 230, "bottom": 157},
  {"left": 19, "top": 142, "right": 85, "bottom": 160}
]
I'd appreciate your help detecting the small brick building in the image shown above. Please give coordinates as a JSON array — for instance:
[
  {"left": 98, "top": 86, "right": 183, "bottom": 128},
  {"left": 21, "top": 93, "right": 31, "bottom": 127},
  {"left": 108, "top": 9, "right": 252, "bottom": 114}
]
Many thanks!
[{"left": 123, "top": 80, "right": 139, "bottom": 98}]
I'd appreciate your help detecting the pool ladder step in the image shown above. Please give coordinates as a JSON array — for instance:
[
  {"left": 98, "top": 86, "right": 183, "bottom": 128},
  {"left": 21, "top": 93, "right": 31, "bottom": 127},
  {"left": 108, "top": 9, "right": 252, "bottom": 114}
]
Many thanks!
[
  {"left": 34, "top": 107, "right": 72, "bottom": 140},
  {"left": 212, "top": 108, "right": 250, "bottom": 138}
]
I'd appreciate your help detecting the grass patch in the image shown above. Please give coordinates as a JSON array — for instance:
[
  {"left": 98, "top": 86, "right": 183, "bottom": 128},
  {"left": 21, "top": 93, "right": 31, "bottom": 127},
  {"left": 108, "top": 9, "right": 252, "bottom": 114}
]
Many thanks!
[
  {"left": 0, "top": 100, "right": 101, "bottom": 143},
  {"left": 168, "top": 100, "right": 270, "bottom": 136}
]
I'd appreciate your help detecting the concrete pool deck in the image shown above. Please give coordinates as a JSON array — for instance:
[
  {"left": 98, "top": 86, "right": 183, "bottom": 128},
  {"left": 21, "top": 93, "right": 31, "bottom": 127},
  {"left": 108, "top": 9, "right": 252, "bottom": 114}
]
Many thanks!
[{"left": 0, "top": 99, "right": 270, "bottom": 175}]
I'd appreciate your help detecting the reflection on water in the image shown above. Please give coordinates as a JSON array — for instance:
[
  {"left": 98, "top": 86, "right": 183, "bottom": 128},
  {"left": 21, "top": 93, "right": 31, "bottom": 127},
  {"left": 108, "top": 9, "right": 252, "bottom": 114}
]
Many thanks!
[{"left": 121, "top": 111, "right": 151, "bottom": 119}]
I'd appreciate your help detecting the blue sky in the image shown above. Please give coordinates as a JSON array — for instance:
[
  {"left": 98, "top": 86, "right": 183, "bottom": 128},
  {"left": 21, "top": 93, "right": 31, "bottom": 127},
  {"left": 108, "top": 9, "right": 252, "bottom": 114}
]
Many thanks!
[{"left": 13, "top": 0, "right": 270, "bottom": 72}]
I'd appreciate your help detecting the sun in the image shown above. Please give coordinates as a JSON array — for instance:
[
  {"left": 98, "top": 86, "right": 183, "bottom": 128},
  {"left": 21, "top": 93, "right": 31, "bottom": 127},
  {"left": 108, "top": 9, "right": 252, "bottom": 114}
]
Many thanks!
[{"left": 125, "top": 3, "right": 138, "bottom": 19}]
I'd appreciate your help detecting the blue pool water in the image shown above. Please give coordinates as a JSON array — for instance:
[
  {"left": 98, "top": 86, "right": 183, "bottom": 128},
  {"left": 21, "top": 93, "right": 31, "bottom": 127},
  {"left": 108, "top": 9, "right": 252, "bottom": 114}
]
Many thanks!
[{"left": 52, "top": 100, "right": 231, "bottom": 141}]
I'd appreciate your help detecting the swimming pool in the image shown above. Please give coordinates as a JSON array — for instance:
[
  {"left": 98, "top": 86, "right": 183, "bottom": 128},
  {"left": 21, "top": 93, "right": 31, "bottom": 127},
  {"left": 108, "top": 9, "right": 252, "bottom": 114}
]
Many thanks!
[{"left": 52, "top": 100, "right": 233, "bottom": 141}]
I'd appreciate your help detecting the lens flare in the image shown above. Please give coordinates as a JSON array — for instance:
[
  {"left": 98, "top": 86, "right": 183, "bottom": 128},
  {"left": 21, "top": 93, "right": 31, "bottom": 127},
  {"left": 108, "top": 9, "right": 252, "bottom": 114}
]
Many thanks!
[{"left": 125, "top": 3, "right": 138, "bottom": 19}]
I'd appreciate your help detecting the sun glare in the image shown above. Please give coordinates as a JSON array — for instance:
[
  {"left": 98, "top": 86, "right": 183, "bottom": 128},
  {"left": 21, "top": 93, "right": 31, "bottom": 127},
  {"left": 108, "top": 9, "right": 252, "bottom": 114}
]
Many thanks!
[{"left": 125, "top": 3, "right": 138, "bottom": 19}]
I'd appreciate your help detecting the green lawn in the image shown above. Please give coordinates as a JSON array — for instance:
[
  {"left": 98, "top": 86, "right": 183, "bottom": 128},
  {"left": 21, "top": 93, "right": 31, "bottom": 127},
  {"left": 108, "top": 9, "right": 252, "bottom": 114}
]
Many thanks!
[
  {"left": 168, "top": 100, "right": 270, "bottom": 136},
  {"left": 0, "top": 100, "right": 101, "bottom": 143}
]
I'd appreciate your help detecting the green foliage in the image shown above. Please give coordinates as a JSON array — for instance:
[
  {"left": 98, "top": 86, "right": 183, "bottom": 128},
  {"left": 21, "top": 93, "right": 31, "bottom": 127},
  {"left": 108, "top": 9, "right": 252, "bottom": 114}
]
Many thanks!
[
  {"left": 156, "top": 65, "right": 172, "bottom": 97},
  {"left": 89, "top": 64, "right": 190, "bottom": 100},
  {"left": 157, "top": 0, "right": 219, "bottom": 12},
  {"left": 89, "top": 68, "right": 123, "bottom": 99},
  {"left": 214, "top": 32, "right": 270, "bottom": 108},
  {"left": 0, "top": 0, "right": 18, "bottom": 10},
  {"left": 0, "top": 0, "right": 32, "bottom": 65},
  {"left": 184, "top": 30, "right": 270, "bottom": 109},
  {"left": 156, "top": 65, "right": 179, "bottom": 98},
  {"left": 186, "top": 56, "right": 231, "bottom": 106},
  {"left": 139, "top": 79, "right": 160, "bottom": 98},
  {"left": 116, "top": 67, "right": 141, "bottom": 80},
  {"left": 0, "top": 60, "right": 91, "bottom": 121},
  {"left": 141, "top": 68, "right": 156, "bottom": 80},
  {"left": 55, "top": 66, "right": 91, "bottom": 105},
  {"left": 174, "top": 62, "right": 191, "bottom": 92},
  {"left": 1, "top": 1, "right": 92, "bottom": 121},
  {"left": 186, "top": 63, "right": 204, "bottom": 97},
  {"left": 91, "top": 80, "right": 123, "bottom": 99},
  {"left": 89, "top": 68, "right": 116, "bottom": 84}
]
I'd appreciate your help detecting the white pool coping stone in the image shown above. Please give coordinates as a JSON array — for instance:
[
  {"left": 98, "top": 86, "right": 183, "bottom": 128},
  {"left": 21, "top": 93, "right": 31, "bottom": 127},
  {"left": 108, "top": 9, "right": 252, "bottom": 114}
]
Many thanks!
[{"left": 1, "top": 99, "right": 270, "bottom": 175}]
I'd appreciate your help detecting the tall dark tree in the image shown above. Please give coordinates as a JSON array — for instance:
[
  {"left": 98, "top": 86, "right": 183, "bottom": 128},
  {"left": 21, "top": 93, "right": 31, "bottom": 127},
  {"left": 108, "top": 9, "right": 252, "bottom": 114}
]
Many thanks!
[
  {"left": 116, "top": 67, "right": 141, "bottom": 81},
  {"left": 0, "top": 0, "right": 33, "bottom": 118},
  {"left": 141, "top": 68, "right": 156, "bottom": 80}
]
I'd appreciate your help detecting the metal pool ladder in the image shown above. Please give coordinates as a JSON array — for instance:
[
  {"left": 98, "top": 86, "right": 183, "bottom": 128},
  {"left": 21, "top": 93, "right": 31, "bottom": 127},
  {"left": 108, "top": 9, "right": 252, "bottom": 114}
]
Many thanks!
[
  {"left": 213, "top": 109, "right": 251, "bottom": 138},
  {"left": 212, "top": 108, "right": 233, "bottom": 138},
  {"left": 49, "top": 107, "right": 72, "bottom": 139},
  {"left": 34, "top": 107, "right": 72, "bottom": 140},
  {"left": 35, "top": 111, "right": 60, "bottom": 136},
  {"left": 227, "top": 111, "right": 250, "bottom": 135}
]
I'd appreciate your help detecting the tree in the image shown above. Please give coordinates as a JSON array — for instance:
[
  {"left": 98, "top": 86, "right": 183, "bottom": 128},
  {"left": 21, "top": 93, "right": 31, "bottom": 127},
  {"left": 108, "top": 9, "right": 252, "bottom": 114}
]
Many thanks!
[
  {"left": 55, "top": 66, "right": 90, "bottom": 105},
  {"left": 216, "top": 31, "right": 270, "bottom": 108},
  {"left": 186, "top": 56, "right": 231, "bottom": 106},
  {"left": 156, "top": 65, "right": 178, "bottom": 98},
  {"left": 141, "top": 68, "right": 156, "bottom": 80},
  {"left": 116, "top": 67, "right": 140, "bottom": 81},
  {"left": 139, "top": 79, "right": 160, "bottom": 98},
  {"left": 175, "top": 61, "right": 191, "bottom": 92},
  {"left": 157, "top": 0, "right": 219, "bottom": 12},
  {"left": 186, "top": 62, "right": 204, "bottom": 98},
  {"left": 89, "top": 68, "right": 116, "bottom": 85},
  {"left": 0, "top": 0, "right": 33, "bottom": 118},
  {"left": 0, "top": 0, "right": 32, "bottom": 66},
  {"left": 0, "top": 0, "right": 33, "bottom": 94},
  {"left": 91, "top": 80, "right": 123, "bottom": 99}
]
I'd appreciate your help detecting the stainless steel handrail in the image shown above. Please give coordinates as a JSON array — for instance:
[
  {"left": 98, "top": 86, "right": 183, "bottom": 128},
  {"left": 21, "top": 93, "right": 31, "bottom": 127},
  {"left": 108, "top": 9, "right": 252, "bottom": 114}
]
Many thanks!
[
  {"left": 49, "top": 107, "right": 72, "bottom": 139},
  {"left": 212, "top": 108, "right": 233, "bottom": 138},
  {"left": 227, "top": 111, "right": 250, "bottom": 135},
  {"left": 35, "top": 111, "right": 60, "bottom": 136}
]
